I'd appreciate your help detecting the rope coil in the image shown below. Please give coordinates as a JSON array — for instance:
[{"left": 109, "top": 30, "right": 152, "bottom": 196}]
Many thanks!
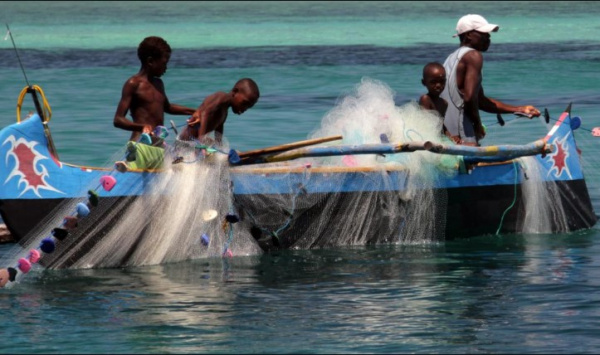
[{"left": 17, "top": 85, "right": 52, "bottom": 123}]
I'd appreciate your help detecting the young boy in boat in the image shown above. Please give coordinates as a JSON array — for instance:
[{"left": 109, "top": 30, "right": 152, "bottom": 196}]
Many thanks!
[
  {"left": 113, "top": 36, "right": 196, "bottom": 171},
  {"left": 418, "top": 62, "right": 455, "bottom": 142},
  {"left": 178, "top": 78, "right": 260, "bottom": 144}
]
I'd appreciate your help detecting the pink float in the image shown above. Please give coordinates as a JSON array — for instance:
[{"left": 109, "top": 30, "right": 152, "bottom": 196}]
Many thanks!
[
  {"left": 29, "top": 249, "right": 40, "bottom": 263},
  {"left": 99, "top": 175, "right": 116, "bottom": 191},
  {"left": 18, "top": 258, "right": 31, "bottom": 273}
]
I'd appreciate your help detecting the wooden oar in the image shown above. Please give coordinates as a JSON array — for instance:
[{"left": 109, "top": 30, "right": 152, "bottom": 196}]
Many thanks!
[{"left": 237, "top": 135, "right": 343, "bottom": 159}]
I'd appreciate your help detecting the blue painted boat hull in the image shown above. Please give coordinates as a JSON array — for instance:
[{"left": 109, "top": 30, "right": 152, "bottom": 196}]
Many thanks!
[{"left": 0, "top": 110, "right": 596, "bottom": 267}]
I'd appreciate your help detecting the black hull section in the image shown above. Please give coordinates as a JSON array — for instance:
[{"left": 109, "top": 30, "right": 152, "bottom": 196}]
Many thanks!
[
  {"left": 1, "top": 179, "right": 596, "bottom": 259},
  {"left": 444, "top": 179, "right": 597, "bottom": 239},
  {"left": 0, "top": 198, "right": 66, "bottom": 242},
  {"left": 235, "top": 179, "right": 597, "bottom": 251}
]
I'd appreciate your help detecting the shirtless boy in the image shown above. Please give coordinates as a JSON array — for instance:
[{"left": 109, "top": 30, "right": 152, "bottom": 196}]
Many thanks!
[
  {"left": 419, "top": 62, "right": 453, "bottom": 141},
  {"left": 113, "top": 36, "right": 195, "bottom": 142},
  {"left": 178, "top": 78, "right": 260, "bottom": 143},
  {"left": 113, "top": 36, "right": 196, "bottom": 171}
]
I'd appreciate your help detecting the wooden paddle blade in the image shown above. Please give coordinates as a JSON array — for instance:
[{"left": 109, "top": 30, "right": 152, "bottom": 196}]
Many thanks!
[{"left": 237, "top": 135, "right": 343, "bottom": 158}]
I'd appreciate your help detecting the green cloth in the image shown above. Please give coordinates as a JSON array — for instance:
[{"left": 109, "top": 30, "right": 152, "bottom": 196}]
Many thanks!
[{"left": 127, "top": 141, "right": 165, "bottom": 170}]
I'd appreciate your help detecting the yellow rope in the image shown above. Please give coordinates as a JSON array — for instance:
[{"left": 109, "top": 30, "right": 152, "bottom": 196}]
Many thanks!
[{"left": 16, "top": 85, "right": 52, "bottom": 123}]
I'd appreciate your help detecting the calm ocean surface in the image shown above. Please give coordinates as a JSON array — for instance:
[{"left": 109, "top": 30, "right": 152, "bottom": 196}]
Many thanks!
[{"left": 2, "top": 1, "right": 600, "bottom": 353}]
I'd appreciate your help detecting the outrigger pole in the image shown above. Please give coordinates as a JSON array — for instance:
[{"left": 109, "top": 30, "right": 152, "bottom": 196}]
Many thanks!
[
  {"left": 233, "top": 139, "right": 553, "bottom": 165},
  {"left": 6, "top": 23, "right": 59, "bottom": 160}
]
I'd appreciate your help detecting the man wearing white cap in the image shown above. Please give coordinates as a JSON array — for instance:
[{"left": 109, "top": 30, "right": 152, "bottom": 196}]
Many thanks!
[{"left": 440, "top": 14, "right": 541, "bottom": 145}]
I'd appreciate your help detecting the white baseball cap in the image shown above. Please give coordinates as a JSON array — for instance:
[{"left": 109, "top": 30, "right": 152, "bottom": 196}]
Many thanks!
[{"left": 453, "top": 14, "right": 499, "bottom": 37}]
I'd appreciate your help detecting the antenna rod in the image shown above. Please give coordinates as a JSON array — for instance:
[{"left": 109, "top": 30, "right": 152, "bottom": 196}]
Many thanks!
[
  {"left": 5, "top": 23, "right": 30, "bottom": 86},
  {"left": 5, "top": 24, "right": 59, "bottom": 159}
]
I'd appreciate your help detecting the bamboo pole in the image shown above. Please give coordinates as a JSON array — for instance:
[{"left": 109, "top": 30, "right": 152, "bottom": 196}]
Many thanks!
[
  {"left": 235, "top": 139, "right": 552, "bottom": 165},
  {"left": 244, "top": 142, "right": 430, "bottom": 164},
  {"left": 237, "top": 135, "right": 343, "bottom": 158},
  {"left": 424, "top": 139, "right": 551, "bottom": 157}
]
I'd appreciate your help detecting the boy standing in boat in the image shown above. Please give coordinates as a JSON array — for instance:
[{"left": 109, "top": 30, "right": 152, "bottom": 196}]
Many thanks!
[
  {"left": 418, "top": 62, "right": 455, "bottom": 142},
  {"left": 178, "top": 78, "right": 260, "bottom": 143},
  {"left": 114, "top": 36, "right": 195, "bottom": 141},
  {"left": 440, "top": 14, "right": 541, "bottom": 146},
  {"left": 113, "top": 36, "right": 196, "bottom": 171}
]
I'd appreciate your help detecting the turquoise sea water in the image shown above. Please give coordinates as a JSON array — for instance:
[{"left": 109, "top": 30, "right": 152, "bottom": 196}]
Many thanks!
[{"left": 1, "top": 1, "right": 600, "bottom": 353}]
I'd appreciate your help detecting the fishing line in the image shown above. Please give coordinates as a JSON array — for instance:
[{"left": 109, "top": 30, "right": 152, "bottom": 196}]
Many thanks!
[
  {"left": 495, "top": 160, "right": 519, "bottom": 235},
  {"left": 167, "top": 120, "right": 188, "bottom": 133},
  {"left": 5, "top": 24, "right": 30, "bottom": 86},
  {"left": 488, "top": 109, "right": 549, "bottom": 128}
]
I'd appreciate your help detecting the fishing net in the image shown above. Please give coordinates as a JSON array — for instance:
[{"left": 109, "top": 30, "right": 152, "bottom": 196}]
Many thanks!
[
  {"left": 2, "top": 136, "right": 260, "bottom": 278},
  {"left": 231, "top": 78, "right": 460, "bottom": 249},
  {"left": 517, "top": 156, "right": 570, "bottom": 233}
]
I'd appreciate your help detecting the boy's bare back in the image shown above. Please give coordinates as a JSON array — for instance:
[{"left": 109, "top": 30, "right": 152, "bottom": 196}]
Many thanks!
[
  {"left": 179, "top": 91, "right": 231, "bottom": 141},
  {"left": 179, "top": 78, "right": 260, "bottom": 142}
]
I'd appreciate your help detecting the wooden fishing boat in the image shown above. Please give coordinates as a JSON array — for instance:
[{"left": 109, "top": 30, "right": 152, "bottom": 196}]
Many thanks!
[{"left": 0, "top": 86, "right": 597, "bottom": 272}]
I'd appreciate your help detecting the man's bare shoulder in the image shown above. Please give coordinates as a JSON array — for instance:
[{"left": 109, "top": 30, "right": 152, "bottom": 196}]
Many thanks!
[{"left": 462, "top": 49, "right": 483, "bottom": 65}]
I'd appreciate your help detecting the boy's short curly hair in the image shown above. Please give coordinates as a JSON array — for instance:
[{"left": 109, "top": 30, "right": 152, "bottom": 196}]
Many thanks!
[
  {"left": 137, "top": 36, "right": 172, "bottom": 63},
  {"left": 422, "top": 62, "right": 445, "bottom": 78},
  {"left": 234, "top": 78, "right": 260, "bottom": 99}
]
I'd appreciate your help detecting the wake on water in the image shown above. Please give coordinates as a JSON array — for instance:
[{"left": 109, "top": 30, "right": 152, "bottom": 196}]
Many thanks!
[{"left": 0, "top": 77, "right": 581, "bottom": 288}]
